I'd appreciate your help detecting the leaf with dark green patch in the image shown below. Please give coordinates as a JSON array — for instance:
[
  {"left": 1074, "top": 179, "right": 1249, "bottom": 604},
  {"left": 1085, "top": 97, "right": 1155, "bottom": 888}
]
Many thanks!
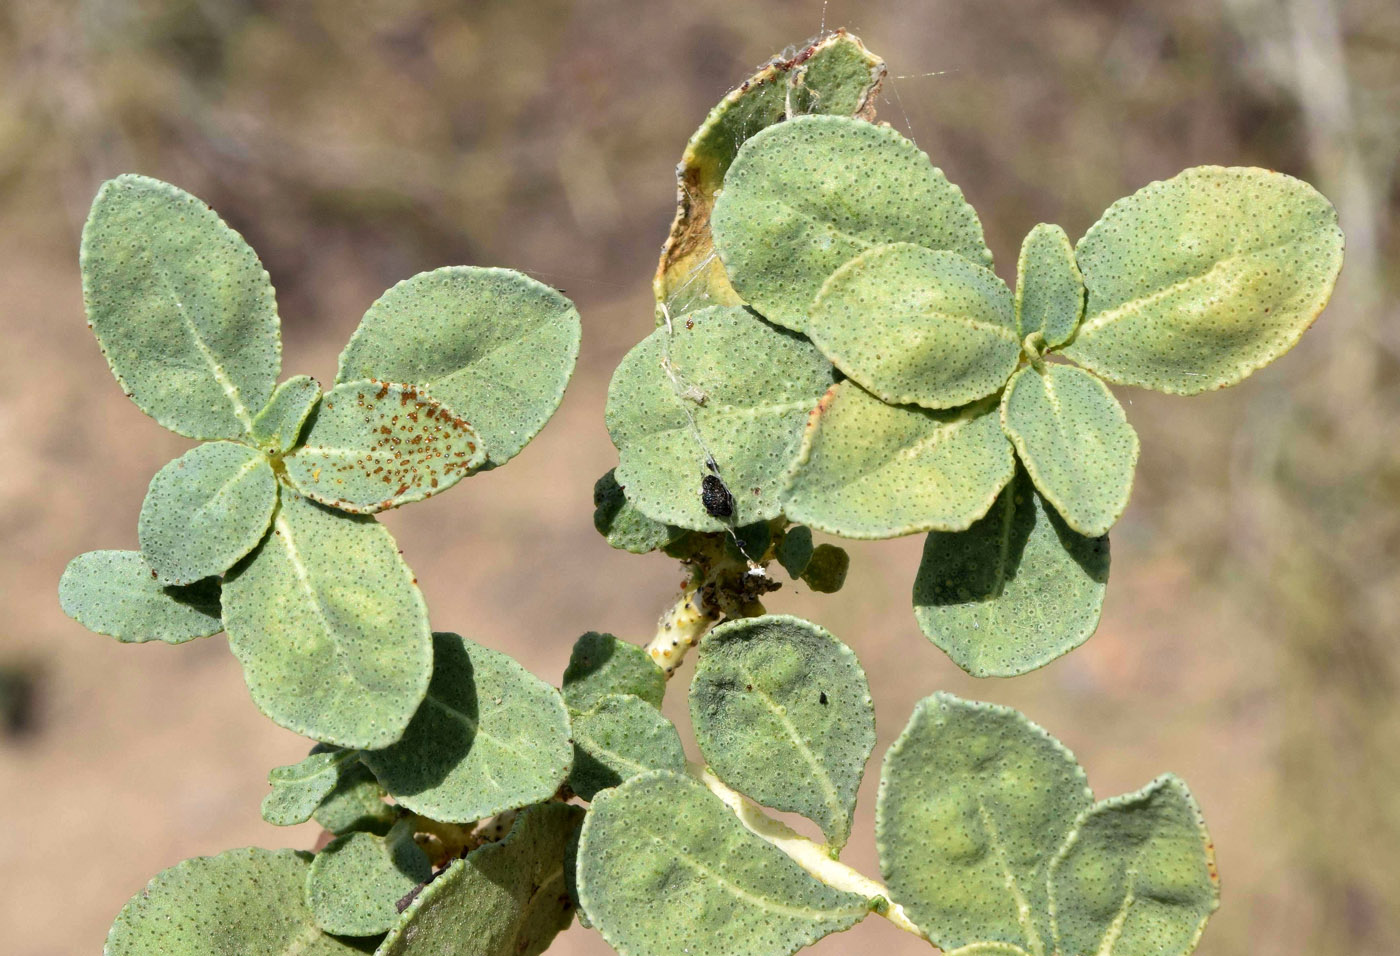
[
  {"left": 251, "top": 375, "right": 321, "bottom": 453},
  {"left": 284, "top": 380, "right": 486, "bottom": 514},
  {"left": 221, "top": 492, "right": 432, "bottom": 750},
  {"left": 606, "top": 305, "right": 836, "bottom": 531},
  {"left": 362, "top": 633, "right": 572, "bottom": 823},
  {"left": 1000, "top": 364, "right": 1139, "bottom": 537},
  {"left": 577, "top": 770, "right": 870, "bottom": 956},
  {"left": 913, "top": 468, "right": 1108, "bottom": 678},
  {"left": 1049, "top": 776, "right": 1219, "bottom": 956},
  {"left": 337, "top": 267, "right": 579, "bottom": 466},
  {"left": 306, "top": 820, "right": 432, "bottom": 938},
  {"left": 561, "top": 631, "right": 666, "bottom": 713},
  {"left": 691, "top": 615, "right": 874, "bottom": 849},
  {"left": 105, "top": 848, "right": 360, "bottom": 955},
  {"left": 138, "top": 441, "right": 278, "bottom": 585},
  {"left": 377, "top": 802, "right": 585, "bottom": 956},
  {"left": 807, "top": 243, "right": 1021, "bottom": 410},
  {"left": 569, "top": 694, "right": 686, "bottom": 801},
  {"left": 876, "top": 693, "right": 1092, "bottom": 952},
  {"left": 711, "top": 115, "right": 991, "bottom": 332},
  {"left": 1067, "top": 166, "right": 1344, "bottom": 394},
  {"left": 81, "top": 175, "right": 281, "bottom": 440},
  {"left": 592, "top": 469, "right": 685, "bottom": 554},
  {"left": 783, "top": 382, "right": 1015, "bottom": 540},
  {"left": 800, "top": 544, "right": 850, "bottom": 594},
  {"left": 262, "top": 747, "right": 362, "bottom": 827},
  {"left": 775, "top": 525, "right": 814, "bottom": 578},
  {"left": 1015, "top": 224, "right": 1084, "bottom": 349},
  {"left": 59, "top": 550, "right": 221, "bottom": 644}
]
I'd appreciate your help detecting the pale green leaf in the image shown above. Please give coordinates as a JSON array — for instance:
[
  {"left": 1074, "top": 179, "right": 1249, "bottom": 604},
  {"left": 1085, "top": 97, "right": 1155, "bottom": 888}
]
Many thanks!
[
  {"left": 711, "top": 114, "right": 991, "bottom": 332},
  {"left": 783, "top": 382, "right": 1015, "bottom": 539},
  {"left": 569, "top": 694, "right": 686, "bottom": 801},
  {"left": 251, "top": 375, "right": 321, "bottom": 453},
  {"left": 337, "top": 267, "right": 580, "bottom": 465},
  {"left": 377, "top": 802, "right": 585, "bottom": 956},
  {"left": 577, "top": 770, "right": 870, "bottom": 956},
  {"left": 1066, "top": 166, "right": 1344, "bottom": 394},
  {"left": 307, "top": 821, "right": 432, "bottom": 938},
  {"left": 562, "top": 631, "right": 666, "bottom": 713},
  {"left": 912, "top": 467, "right": 1109, "bottom": 678},
  {"left": 284, "top": 380, "right": 486, "bottom": 514},
  {"left": 1000, "top": 364, "right": 1139, "bottom": 537},
  {"left": 808, "top": 243, "right": 1020, "bottom": 409},
  {"left": 1015, "top": 224, "right": 1084, "bottom": 348},
  {"left": 800, "top": 543, "right": 850, "bottom": 593},
  {"left": 138, "top": 441, "right": 278, "bottom": 585},
  {"left": 691, "top": 615, "right": 874, "bottom": 849},
  {"left": 775, "top": 525, "right": 814, "bottom": 578},
  {"left": 222, "top": 492, "right": 432, "bottom": 749},
  {"left": 81, "top": 175, "right": 280, "bottom": 439},
  {"left": 593, "top": 469, "right": 685, "bottom": 554},
  {"left": 262, "top": 747, "right": 361, "bottom": 827},
  {"left": 59, "top": 549, "right": 221, "bottom": 644},
  {"left": 656, "top": 32, "right": 885, "bottom": 316},
  {"left": 876, "top": 693, "right": 1092, "bottom": 952},
  {"left": 362, "top": 632, "right": 572, "bottom": 823},
  {"left": 1050, "top": 776, "right": 1219, "bottom": 956},
  {"left": 315, "top": 762, "right": 397, "bottom": 837},
  {"left": 606, "top": 305, "right": 836, "bottom": 531},
  {"left": 105, "top": 847, "right": 360, "bottom": 956}
]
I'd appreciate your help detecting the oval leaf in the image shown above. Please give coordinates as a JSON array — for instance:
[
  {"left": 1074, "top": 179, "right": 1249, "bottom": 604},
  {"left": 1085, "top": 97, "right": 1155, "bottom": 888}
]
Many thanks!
[
  {"left": 808, "top": 244, "right": 1020, "bottom": 409},
  {"left": 315, "top": 762, "right": 396, "bottom": 837},
  {"left": 251, "top": 375, "right": 321, "bottom": 453},
  {"left": 593, "top": 469, "right": 685, "bottom": 555},
  {"left": 577, "top": 770, "right": 870, "bottom": 956},
  {"left": 784, "top": 382, "right": 1015, "bottom": 539},
  {"left": 562, "top": 631, "right": 666, "bottom": 713},
  {"left": 59, "top": 550, "right": 221, "bottom": 644},
  {"left": 362, "top": 632, "right": 572, "bottom": 823},
  {"left": 378, "top": 802, "right": 585, "bottom": 956},
  {"left": 306, "top": 821, "right": 432, "bottom": 937},
  {"left": 912, "top": 467, "right": 1109, "bottom": 677},
  {"left": 81, "top": 175, "right": 280, "bottom": 439},
  {"left": 712, "top": 114, "right": 992, "bottom": 332},
  {"left": 284, "top": 380, "right": 486, "bottom": 514},
  {"left": 1000, "top": 364, "right": 1139, "bottom": 537},
  {"left": 105, "top": 847, "right": 359, "bottom": 956},
  {"left": 569, "top": 694, "right": 687, "bottom": 801},
  {"left": 261, "top": 747, "right": 361, "bottom": 827},
  {"left": 1015, "top": 223, "right": 1084, "bottom": 348},
  {"left": 337, "top": 267, "right": 580, "bottom": 466},
  {"left": 138, "top": 441, "right": 278, "bottom": 585},
  {"left": 690, "top": 615, "right": 874, "bottom": 849},
  {"left": 800, "top": 542, "right": 850, "bottom": 593},
  {"left": 656, "top": 32, "right": 885, "bottom": 316},
  {"left": 606, "top": 305, "right": 836, "bottom": 531},
  {"left": 1050, "top": 776, "right": 1220, "bottom": 956},
  {"left": 1066, "top": 166, "right": 1344, "bottom": 394},
  {"left": 876, "top": 693, "right": 1093, "bottom": 951},
  {"left": 222, "top": 492, "right": 432, "bottom": 749}
]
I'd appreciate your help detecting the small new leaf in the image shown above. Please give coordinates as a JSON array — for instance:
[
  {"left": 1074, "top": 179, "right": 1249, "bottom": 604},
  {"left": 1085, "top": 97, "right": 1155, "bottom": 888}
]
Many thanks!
[
  {"left": 562, "top": 631, "right": 667, "bottom": 713},
  {"left": 913, "top": 468, "right": 1109, "bottom": 677},
  {"left": 690, "top": 615, "right": 875, "bottom": 849},
  {"left": 362, "top": 633, "right": 572, "bottom": 823},
  {"left": 138, "top": 441, "right": 278, "bottom": 585},
  {"left": 1015, "top": 224, "right": 1084, "bottom": 349},
  {"left": 261, "top": 747, "right": 361, "bottom": 828},
  {"left": 1000, "top": 363, "right": 1139, "bottom": 537},
  {"left": 711, "top": 115, "right": 991, "bottom": 332},
  {"left": 577, "top": 771, "right": 870, "bottom": 956},
  {"left": 81, "top": 175, "right": 281, "bottom": 440},
  {"left": 250, "top": 375, "right": 321, "bottom": 453},
  {"left": 801, "top": 544, "right": 850, "bottom": 594},
  {"left": 337, "top": 267, "right": 580, "bottom": 466},
  {"left": 306, "top": 820, "right": 432, "bottom": 938},
  {"left": 284, "top": 380, "right": 486, "bottom": 514},
  {"left": 59, "top": 550, "right": 221, "bottom": 644},
  {"left": 221, "top": 492, "right": 432, "bottom": 750}
]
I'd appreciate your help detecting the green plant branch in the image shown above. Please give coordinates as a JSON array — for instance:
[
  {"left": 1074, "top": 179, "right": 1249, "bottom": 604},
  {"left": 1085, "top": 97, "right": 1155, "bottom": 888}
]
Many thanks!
[{"left": 687, "top": 762, "right": 926, "bottom": 940}]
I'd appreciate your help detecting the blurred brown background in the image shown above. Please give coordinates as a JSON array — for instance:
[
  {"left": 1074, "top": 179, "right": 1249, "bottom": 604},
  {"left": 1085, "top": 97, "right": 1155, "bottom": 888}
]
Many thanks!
[{"left": 1, "top": 1, "right": 1397, "bottom": 954}]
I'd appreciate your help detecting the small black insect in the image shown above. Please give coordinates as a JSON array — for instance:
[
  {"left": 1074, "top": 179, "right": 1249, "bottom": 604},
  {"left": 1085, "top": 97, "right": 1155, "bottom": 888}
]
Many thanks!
[
  {"left": 700, "top": 474, "right": 735, "bottom": 518},
  {"left": 819, "top": 692, "right": 829, "bottom": 706}
]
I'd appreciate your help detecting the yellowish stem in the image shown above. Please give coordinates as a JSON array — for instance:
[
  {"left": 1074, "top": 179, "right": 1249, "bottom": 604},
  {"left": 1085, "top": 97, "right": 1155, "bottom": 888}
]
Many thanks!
[{"left": 645, "top": 586, "right": 714, "bottom": 676}]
